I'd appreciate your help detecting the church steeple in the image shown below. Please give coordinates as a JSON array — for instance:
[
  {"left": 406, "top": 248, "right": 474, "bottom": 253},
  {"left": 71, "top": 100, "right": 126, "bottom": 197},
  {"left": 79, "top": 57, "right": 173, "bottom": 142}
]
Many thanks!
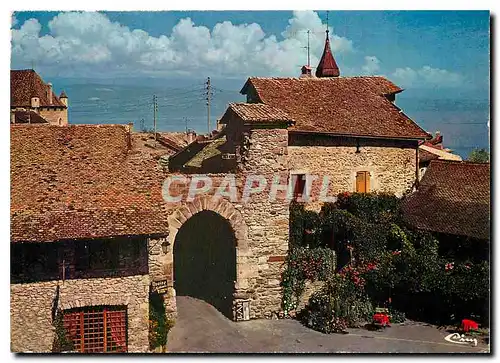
[{"left": 315, "top": 29, "right": 340, "bottom": 78}]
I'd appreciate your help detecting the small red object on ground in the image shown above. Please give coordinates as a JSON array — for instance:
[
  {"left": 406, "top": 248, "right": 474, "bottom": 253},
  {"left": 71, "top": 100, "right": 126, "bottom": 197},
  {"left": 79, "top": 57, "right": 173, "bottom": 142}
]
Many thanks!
[
  {"left": 461, "top": 319, "right": 478, "bottom": 332},
  {"left": 373, "top": 313, "right": 390, "bottom": 327}
]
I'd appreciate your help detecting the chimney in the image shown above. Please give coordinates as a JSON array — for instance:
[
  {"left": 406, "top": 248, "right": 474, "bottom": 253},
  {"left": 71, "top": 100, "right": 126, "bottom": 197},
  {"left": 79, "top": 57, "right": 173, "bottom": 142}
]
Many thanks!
[
  {"left": 186, "top": 130, "right": 197, "bottom": 144},
  {"left": 47, "top": 83, "right": 53, "bottom": 105},
  {"left": 432, "top": 131, "right": 443, "bottom": 149},
  {"left": 300, "top": 65, "right": 313, "bottom": 78}
]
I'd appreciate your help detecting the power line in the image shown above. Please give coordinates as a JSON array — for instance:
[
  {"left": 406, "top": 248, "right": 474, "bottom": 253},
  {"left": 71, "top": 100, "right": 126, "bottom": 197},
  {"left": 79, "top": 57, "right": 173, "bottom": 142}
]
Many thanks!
[
  {"left": 205, "top": 77, "right": 213, "bottom": 135},
  {"left": 153, "top": 94, "right": 158, "bottom": 146}
]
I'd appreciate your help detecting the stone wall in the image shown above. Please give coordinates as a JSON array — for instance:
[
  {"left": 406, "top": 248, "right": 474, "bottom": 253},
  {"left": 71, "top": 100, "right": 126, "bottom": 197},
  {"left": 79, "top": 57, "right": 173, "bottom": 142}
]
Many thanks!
[
  {"left": 237, "top": 128, "right": 290, "bottom": 319},
  {"left": 39, "top": 107, "right": 68, "bottom": 126},
  {"left": 151, "top": 128, "right": 291, "bottom": 320},
  {"left": 288, "top": 144, "right": 417, "bottom": 211},
  {"left": 10, "top": 274, "right": 150, "bottom": 353}
]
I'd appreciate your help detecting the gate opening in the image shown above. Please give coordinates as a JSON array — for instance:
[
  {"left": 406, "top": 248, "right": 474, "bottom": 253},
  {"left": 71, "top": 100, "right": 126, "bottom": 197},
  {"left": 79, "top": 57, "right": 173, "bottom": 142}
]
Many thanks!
[{"left": 173, "top": 210, "right": 237, "bottom": 319}]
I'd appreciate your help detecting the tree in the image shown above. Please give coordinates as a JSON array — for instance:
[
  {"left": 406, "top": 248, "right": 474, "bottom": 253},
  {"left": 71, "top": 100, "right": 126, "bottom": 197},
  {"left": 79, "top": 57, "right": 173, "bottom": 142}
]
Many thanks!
[{"left": 467, "top": 148, "right": 489, "bottom": 163}]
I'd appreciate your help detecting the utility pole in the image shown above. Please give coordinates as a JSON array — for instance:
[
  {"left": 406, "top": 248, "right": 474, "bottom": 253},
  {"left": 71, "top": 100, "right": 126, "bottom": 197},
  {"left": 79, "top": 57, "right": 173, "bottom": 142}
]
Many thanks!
[
  {"left": 206, "top": 77, "right": 211, "bottom": 135},
  {"left": 153, "top": 95, "right": 158, "bottom": 147},
  {"left": 302, "top": 30, "right": 311, "bottom": 67}
]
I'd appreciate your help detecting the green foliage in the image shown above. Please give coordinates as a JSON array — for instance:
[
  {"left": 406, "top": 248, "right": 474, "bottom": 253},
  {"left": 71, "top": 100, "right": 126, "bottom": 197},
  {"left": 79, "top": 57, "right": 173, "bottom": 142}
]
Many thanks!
[
  {"left": 281, "top": 246, "right": 336, "bottom": 312},
  {"left": 149, "top": 291, "right": 174, "bottom": 350},
  {"left": 389, "top": 309, "right": 406, "bottom": 324},
  {"left": 467, "top": 148, "right": 489, "bottom": 163},
  {"left": 299, "top": 285, "right": 348, "bottom": 334},
  {"left": 285, "top": 192, "right": 490, "bottom": 330},
  {"left": 52, "top": 310, "right": 74, "bottom": 353},
  {"left": 300, "top": 274, "right": 373, "bottom": 333},
  {"left": 333, "top": 192, "right": 402, "bottom": 224}
]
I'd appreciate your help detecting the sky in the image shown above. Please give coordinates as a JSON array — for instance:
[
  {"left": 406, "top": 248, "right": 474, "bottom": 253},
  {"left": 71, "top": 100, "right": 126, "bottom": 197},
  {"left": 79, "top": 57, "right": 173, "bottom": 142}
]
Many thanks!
[
  {"left": 9, "top": 10, "right": 490, "bottom": 157},
  {"left": 11, "top": 10, "right": 490, "bottom": 92}
]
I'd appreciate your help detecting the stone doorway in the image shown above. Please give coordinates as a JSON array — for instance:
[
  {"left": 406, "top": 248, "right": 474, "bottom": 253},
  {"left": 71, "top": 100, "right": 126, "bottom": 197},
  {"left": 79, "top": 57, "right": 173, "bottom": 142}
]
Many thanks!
[{"left": 173, "top": 210, "right": 236, "bottom": 319}]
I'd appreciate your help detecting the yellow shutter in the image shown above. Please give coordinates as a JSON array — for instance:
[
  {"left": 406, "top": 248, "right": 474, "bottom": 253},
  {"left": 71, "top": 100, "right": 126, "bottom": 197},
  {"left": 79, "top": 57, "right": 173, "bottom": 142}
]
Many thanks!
[
  {"left": 356, "top": 171, "right": 370, "bottom": 193},
  {"left": 356, "top": 172, "right": 365, "bottom": 193}
]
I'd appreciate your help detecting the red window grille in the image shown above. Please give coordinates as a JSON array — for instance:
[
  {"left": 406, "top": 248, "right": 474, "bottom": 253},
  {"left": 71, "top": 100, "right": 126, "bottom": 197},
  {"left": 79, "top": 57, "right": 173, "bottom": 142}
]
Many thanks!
[{"left": 63, "top": 306, "right": 127, "bottom": 353}]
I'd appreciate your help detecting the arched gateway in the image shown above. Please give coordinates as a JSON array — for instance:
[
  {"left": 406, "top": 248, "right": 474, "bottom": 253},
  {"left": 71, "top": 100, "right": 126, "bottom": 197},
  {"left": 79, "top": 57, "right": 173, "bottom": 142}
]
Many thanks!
[
  {"left": 174, "top": 210, "right": 236, "bottom": 318},
  {"left": 163, "top": 196, "right": 250, "bottom": 320}
]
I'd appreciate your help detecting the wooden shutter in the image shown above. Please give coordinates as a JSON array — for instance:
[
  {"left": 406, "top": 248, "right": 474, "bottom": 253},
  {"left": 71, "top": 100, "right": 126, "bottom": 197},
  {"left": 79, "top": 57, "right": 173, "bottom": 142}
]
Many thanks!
[
  {"left": 293, "top": 174, "right": 306, "bottom": 200},
  {"left": 356, "top": 171, "right": 370, "bottom": 193}
]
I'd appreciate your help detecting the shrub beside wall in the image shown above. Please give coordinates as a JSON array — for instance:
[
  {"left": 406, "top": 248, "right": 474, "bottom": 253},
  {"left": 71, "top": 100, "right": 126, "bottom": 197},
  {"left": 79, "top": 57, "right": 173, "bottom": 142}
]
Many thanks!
[{"left": 283, "top": 194, "right": 489, "bottom": 333}]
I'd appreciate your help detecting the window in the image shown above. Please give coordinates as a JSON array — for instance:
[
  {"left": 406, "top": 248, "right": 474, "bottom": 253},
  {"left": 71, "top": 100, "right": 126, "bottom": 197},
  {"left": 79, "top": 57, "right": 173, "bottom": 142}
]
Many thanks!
[
  {"left": 292, "top": 174, "right": 307, "bottom": 200},
  {"left": 11, "top": 243, "right": 59, "bottom": 283},
  {"left": 63, "top": 306, "right": 127, "bottom": 353},
  {"left": 75, "top": 240, "right": 119, "bottom": 272},
  {"left": 356, "top": 171, "right": 370, "bottom": 193}
]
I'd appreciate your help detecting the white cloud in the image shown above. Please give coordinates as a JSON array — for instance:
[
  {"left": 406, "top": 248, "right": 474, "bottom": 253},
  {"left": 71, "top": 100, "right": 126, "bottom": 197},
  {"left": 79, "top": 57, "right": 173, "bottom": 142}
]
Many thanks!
[
  {"left": 392, "top": 66, "right": 462, "bottom": 88},
  {"left": 361, "top": 56, "right": 380, "bottom": 75},
  {"left": 11, "top": 11, "right": 354, "bottom": 78}
]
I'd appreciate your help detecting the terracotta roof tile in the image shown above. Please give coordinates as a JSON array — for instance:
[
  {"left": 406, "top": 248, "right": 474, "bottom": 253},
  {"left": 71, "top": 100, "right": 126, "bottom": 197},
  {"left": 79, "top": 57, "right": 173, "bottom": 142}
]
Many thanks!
[
  {"left": 11, "top": 69, "right": 66, "bottom": 108},
  {"left": 11, "top": 124, "right": 169, "bottom": 242},
  {"left": 419, "top": 148, "right": 440, "bottom": 163},
  {"left": 221, "top": 103, "right": 295, "bottom": 124},
  {"left": 402, "top": 160, "right": 490, "bottom": 239},
  {"left": 241, "top": 77, "right": 430, "bottom": 139}
]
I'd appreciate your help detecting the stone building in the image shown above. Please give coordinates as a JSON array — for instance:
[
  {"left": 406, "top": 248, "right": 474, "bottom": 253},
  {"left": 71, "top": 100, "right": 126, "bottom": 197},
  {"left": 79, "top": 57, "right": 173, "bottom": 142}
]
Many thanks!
[
  {"left": 159, "top": 30, "right": 431, "bottom": 322},
  {"left": 10, "top": 124, "right": 173, "bottom": 353},
  {"left": 11, "top": 69, "right": 69, "bottom": 125},
  {"left": 11, "top": 31, "right": 433, "bottom": 352}
]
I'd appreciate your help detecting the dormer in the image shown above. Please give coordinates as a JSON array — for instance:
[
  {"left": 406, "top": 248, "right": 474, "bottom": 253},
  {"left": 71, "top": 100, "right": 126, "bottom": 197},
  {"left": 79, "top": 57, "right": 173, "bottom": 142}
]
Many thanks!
[{"left": 31, "top": 97, "right": 40, "bottom": 109}]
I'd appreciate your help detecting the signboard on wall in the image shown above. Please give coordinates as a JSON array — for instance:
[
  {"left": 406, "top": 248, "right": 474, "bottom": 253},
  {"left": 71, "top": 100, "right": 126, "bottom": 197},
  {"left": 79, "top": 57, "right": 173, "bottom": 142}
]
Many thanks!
[{"left": 152, "top": 280, "right": 168, "bottom": 295}]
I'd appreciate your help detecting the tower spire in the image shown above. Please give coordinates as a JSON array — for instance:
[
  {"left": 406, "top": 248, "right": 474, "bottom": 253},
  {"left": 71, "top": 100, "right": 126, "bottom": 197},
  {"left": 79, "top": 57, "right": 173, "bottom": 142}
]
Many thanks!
[{"left": 315, "top": 11, "right": 340, "bottom": 78}]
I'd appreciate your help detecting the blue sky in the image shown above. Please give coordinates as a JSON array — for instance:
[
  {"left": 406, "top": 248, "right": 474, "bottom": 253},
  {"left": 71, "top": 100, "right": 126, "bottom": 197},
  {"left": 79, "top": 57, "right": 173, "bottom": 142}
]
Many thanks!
[
  {"left": 11, "top": 10, "right": 490, "bottom": 94},
  {"left": 10, "top": 11, "right": 490, "bottom": 156}
]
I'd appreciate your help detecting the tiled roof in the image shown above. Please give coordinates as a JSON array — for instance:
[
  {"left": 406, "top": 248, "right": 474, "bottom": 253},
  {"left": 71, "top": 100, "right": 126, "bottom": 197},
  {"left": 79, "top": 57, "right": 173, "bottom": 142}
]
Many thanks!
[
  {"left": 11, "top": 69, "right": 66, "bottom": 108},
  {"left": 11, "top": 110, "right": 49, "bottom": 124},
  {"left": 419, "top": 144, "right": 462, "bottom": 163},
  {"left": 402, "top": 160, "right": 490, "bottom": 240},
  {"left": 11, "top": 124, "right": 169, "bottom": 242},
  {"left": 241, "top": 77, "right": 430, "bottom": 140},
  {"left": 185, "top": 136, "right": 226, "bottom": 168},
  {"left": 221, "top": 103, "right": 295, "bottom": 124},
  {"left": 419, "top": 148, "right": 439, "bottom": 163}
]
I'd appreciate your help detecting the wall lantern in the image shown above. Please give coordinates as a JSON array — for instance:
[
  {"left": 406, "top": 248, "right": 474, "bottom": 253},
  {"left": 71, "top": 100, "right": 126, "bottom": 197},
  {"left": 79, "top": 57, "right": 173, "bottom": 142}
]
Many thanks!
[
  {"left": 161, "top": 240, "right": 171, "bottom": 254},
  {"left": 355, "top": 139, "right": 361, "bottom": 153}
]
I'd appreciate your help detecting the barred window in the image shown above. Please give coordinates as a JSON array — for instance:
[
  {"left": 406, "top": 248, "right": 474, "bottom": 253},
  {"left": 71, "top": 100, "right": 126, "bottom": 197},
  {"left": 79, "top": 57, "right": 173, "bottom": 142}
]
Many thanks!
[{"left": 63, "top": 306, "right": 127, "bottom": 353}]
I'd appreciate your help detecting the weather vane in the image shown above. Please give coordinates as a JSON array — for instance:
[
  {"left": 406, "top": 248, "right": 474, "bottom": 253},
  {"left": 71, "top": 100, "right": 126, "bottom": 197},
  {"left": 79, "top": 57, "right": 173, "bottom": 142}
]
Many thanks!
[{"left": 326, "top": 10, "right": 329, "bottom": 33}]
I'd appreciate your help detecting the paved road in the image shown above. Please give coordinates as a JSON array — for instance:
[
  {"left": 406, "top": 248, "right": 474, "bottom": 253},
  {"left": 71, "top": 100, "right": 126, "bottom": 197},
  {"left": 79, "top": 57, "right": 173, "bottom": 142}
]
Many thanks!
[{"left": 166, "top": 296, "right": 489, "bottom": 353}]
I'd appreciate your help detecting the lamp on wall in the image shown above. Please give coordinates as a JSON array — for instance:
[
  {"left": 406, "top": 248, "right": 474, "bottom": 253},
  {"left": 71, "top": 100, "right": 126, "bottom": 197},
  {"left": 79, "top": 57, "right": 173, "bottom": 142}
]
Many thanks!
[
  {"left": 161, "top": 240, "right": 171, "bottom": 254},
  {"left": 355, "top": 138, "right": 361, "bottom": 153}
]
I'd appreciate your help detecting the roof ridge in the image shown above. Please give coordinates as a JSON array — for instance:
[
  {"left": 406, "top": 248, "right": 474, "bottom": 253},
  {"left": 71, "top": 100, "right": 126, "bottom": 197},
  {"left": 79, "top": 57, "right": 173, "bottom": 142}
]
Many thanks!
[{"left": 431, "top": 159, "right": 490, "bottom": 166}]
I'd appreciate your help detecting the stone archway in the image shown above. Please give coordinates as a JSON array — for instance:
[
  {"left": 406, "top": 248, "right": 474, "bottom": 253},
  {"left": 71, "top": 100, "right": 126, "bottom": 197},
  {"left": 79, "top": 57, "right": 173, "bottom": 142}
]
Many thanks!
[
  {"left": 164, "top": 196, "right": 250, "bottom": 320},
  {"left": 174, "top": 210, "right": 236, "bottom": 318}
]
